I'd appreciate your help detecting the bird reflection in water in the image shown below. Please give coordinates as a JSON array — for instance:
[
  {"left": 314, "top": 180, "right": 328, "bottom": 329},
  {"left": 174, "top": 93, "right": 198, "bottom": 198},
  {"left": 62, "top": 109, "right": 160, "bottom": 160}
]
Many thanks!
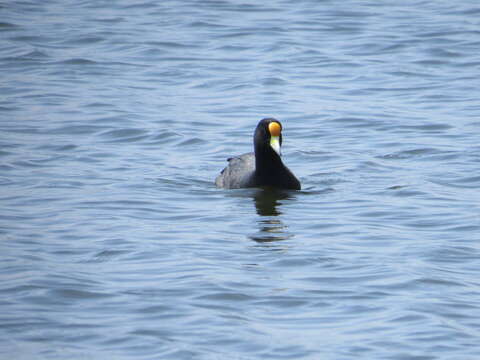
[{"left": 249, "top": 188, "right": 295, "bottom": 243}]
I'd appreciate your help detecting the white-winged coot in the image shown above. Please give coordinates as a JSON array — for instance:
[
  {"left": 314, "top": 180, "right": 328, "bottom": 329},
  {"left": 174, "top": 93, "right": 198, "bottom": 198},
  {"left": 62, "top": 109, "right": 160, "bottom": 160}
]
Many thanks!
[{"left": 215, "top": 118, "right": 301, "bottom": 190}]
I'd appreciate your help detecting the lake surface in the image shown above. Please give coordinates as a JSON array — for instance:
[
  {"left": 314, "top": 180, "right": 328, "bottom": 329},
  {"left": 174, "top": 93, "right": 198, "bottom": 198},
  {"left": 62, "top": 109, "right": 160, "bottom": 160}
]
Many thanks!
[{"left": 1, "top": 0, "right": 480, "bottom": 359}]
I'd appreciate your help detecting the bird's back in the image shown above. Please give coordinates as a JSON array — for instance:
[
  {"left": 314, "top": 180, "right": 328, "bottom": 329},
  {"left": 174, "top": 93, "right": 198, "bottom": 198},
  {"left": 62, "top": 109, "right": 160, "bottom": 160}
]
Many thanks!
[{"left": 215, "top": 153, "right": 255, "bottom": 189}]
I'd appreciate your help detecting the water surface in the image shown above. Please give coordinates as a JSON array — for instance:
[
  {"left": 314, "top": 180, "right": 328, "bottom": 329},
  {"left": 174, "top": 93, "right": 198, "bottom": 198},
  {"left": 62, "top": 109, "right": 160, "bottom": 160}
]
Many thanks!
[{"left": 1, "top": 1, "right": 480, "bottom": 359}]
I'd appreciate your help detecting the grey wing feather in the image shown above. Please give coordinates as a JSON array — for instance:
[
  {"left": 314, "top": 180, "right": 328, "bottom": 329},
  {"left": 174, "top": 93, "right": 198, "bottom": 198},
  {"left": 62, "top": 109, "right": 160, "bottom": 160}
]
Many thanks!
[{"left": 215, "top": 153, "right": 255, "bottom": 189}]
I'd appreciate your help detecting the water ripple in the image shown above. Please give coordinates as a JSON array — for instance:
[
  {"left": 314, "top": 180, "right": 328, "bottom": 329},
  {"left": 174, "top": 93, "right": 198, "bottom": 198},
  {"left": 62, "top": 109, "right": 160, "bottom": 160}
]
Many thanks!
[{"left": 2, "top": 1, "right": 480, "bottom": 359}]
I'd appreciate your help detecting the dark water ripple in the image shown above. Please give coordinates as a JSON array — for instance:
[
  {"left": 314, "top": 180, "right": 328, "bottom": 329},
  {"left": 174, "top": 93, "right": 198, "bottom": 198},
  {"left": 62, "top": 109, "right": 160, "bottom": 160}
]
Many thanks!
[{"left": 2, "top": 0, "right": 480, "bottom": 359}]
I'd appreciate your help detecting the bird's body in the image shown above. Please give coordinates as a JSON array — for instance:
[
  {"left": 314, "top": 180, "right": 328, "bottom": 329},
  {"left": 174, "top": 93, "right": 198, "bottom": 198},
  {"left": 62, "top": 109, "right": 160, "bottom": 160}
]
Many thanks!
[
  {"left": 215, "top": 152, "right": 255, "bottom": 189},
  {"left": 215, "top": 118, "right": 301, "bottom": 190}
]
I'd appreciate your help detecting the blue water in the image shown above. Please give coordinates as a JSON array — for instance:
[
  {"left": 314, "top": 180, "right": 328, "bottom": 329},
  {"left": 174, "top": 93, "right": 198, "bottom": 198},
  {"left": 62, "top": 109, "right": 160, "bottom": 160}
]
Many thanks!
[{"left": 2, "top": 1, "right": 480, "bottom": 359}]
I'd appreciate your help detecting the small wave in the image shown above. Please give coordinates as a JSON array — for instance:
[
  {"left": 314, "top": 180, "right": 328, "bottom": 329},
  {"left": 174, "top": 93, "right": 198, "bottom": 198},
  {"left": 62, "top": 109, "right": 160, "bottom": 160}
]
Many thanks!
[
  {"left": 69, "top": 36, "right": 105, "bottom": 45},
  {"left": 50, "top": 288, "right": 113, "bottom": 300},
  {"left": 6, "top": 49, "right": 49, "bottom": 61},
  {"left": 0, "top": 22, "right": 18, "bottom": 30},
  {"left": 178, "top": 137, "right": 207, "bottom": 146},
  {"left": 56, "top": 58, "right": 98, "bottom": 65},
  {"left": 380, "top": 148, "right": 441, "bottom": 160},
  {"left": 51, "top": 124, "right": 109, "bottom": 135},
  {"left": 99, "top": 128, "right": 150, "bottom": 143}
]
